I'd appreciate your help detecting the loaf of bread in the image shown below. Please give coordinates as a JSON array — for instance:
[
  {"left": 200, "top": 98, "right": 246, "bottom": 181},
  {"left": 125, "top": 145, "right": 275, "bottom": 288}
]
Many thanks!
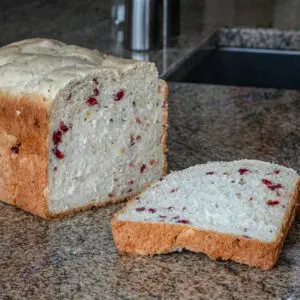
[
  {"left": 112, "top": 160, "right": 300, "bottom": 269},
  {"left": 0, "top": 38, "right": 168, "bottom": 218}
]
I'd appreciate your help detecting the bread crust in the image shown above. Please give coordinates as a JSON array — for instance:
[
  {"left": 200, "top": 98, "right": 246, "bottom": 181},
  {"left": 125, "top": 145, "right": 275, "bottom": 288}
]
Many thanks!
[
  {"left": 0, "top": 79, "right": 169, "bottom": 219},
  {"left": 0, "top": 91, "right": 49, "bottom": 218},
  {"left": 112, "top": 179, "right": 300, "bottom": 270}
]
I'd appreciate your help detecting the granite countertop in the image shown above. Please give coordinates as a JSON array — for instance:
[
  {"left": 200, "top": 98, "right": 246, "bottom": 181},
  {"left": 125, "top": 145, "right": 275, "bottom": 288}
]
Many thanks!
[{"left": 2, "top": 83, "right": 300, "bottom": 299}]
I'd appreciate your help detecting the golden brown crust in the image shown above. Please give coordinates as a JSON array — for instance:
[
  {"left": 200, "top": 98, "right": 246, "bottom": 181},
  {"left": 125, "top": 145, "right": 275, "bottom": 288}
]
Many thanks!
[
  {"left": 112, "top": 179, "right": 300, "bottom": 270},
  {"left": 0, "top": 91, "right": 49, "bottom": 218}
]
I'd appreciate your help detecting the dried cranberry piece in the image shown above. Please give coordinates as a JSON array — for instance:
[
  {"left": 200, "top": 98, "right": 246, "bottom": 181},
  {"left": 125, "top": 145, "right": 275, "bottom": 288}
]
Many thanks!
[
  {"left": 53, "top": 130, "right": 62, "bottom": 145},
  {"left": 140, "top": 164, "right": 147, "bottom": 173},
  {"left": 59, "top": 121, "right": 69, "bottom": 133},
  {"left": 114, "top": 89, "right": 125, "bottom": 101},
  {"left": 266, "top": 200, "right": 280, "bottom": 206},
  {"left": 11, "top": 143, "right": 21, "bottom": 154},
  {"left": 262, "top": 178, "right": 273, "bottom": 186},
  {"left": 52, "top": 148, "right": 64, "bottom": 159},
  {"left": 135, "top": 207, "right": 145, "bottom": 212},
  {"left": 239, "top": 168, "right": 251, "bottom": 175},
  {"left": 148, "top": 208, "right": 156, "bottom": 213},
  {"left": 177, "top": 220, "right": 190, "bottom": 224},
  {"left": 262, "top": 179, "right": 283, "bottom": 190},
  {"left": 170, "top": 188, "right": 179, "bottom": 193},
  {"left": 273, "top": 170, "right": 280, "bottom": 174},
  {"left": 206, "top": 171, "right": 214, "bottom": 175},
  {"left": 86, "top": 97, "right": 98, "bottom": 106},
  {"left": 128, "top": 179, "right": 135, "bottom": 185},
  {"left": 136, "top": 135, "right": 141, "bottom": 142},
  {"left": 268, "top": 184, "right": 283, "bottom": 190}
]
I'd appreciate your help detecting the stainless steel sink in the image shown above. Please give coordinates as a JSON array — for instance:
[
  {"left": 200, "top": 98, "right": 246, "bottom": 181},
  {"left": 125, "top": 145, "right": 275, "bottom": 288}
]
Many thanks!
[{"left": 167, "top": 47, "right": 300, "bottom": 90}]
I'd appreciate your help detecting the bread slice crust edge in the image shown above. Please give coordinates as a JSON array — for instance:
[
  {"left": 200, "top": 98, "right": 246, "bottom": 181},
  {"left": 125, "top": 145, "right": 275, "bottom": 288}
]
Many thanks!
[
  {"left": 0, "top": 91, "right": 49, "bottom": 218},
  {"left": 111, "top": 178, "right": 300, "bottom": 270}
]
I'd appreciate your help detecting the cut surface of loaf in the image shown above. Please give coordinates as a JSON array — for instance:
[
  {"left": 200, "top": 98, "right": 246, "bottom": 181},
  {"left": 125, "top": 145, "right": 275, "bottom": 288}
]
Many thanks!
[
  {"left": 0, "top": 38, "right": 168, "bottom": 218},
  {"left": 112, "top": 160, "right": 300, "bottom": 269}
]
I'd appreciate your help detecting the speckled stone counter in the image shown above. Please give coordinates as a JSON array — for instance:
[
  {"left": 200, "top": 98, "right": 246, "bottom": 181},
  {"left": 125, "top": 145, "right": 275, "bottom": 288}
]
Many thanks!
[
  {"left": 1, "top": 83, "right": 300, "bottom": 299},
  {"left": 218, "top": 27, "right": 300, "bottom": 50}
]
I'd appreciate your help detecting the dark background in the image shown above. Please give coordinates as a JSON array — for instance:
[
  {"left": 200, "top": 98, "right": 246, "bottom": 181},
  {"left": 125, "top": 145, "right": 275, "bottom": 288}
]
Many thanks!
[{"left": 0, "top": 0, "right": 205, "bottom": 47}]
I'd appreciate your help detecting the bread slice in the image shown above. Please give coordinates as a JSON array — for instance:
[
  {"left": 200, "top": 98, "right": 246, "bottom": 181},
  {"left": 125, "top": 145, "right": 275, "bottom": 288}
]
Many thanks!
[
  {"left": 0, "top": 38, "right": 168, "bottom": 218},
  {"left": 112, "top": 160, "right": 300, "bottom": 270}
]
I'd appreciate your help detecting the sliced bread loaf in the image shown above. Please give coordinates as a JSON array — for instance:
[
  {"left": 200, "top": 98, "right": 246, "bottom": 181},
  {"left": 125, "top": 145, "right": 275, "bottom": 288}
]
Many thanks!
[
  {"left": 112, "top": 160, "right": 300, "bottom": 269},
  {"left": 0, "top": 38, "right": 168, "bottom": 218}
]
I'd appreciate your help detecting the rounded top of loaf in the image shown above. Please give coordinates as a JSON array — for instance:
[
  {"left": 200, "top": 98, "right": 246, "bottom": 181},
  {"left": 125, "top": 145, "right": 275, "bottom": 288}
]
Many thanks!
[{"left": 0, "top": 38, "right": 156, "bottom": 99}]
